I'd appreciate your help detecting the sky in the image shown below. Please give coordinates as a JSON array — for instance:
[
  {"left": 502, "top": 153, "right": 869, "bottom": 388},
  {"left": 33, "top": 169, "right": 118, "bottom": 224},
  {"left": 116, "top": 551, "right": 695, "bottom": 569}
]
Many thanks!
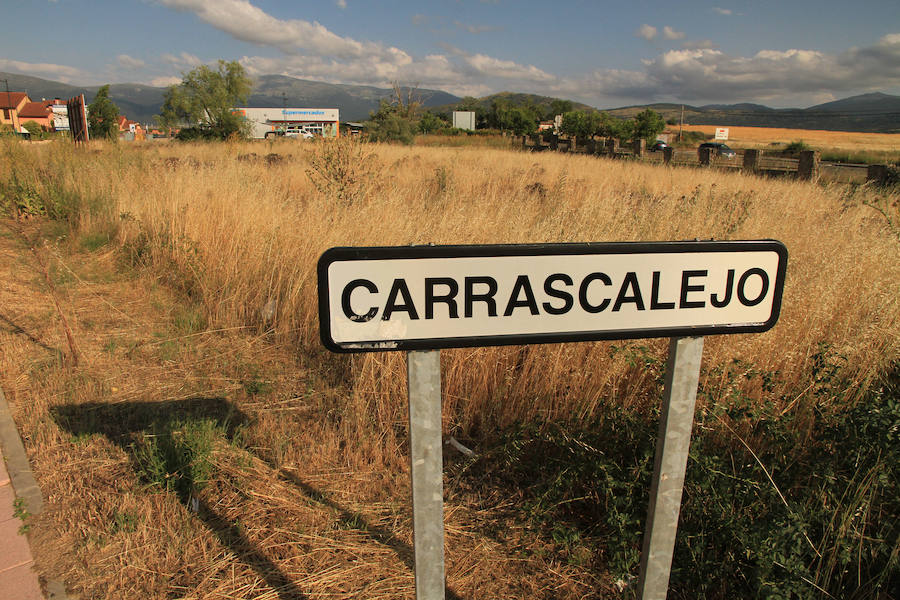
[{"left": 2, "top": 0, "right": 900, "bottom": 109}]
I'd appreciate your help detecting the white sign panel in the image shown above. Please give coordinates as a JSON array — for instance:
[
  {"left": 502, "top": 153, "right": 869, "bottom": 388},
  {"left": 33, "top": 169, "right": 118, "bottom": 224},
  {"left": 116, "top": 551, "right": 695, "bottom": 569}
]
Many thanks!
[
  {"left": 318, "top": 242, "right": 786, "bottom": 352},
  {"left": 715, "top": 128, "right": 729, "bottom": 140}
]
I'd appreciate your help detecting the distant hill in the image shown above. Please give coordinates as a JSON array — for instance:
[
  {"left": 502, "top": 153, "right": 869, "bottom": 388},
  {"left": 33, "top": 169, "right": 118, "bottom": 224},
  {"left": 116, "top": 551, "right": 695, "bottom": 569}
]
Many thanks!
[
  {"left": 605, "top": 95, "right": 900, "bottom": 133},
  {"left": 2, "top": 70, "right": 897, "bottom": 132},
  {"left": 431, "top": 91, "right": 594, "bottom": 115},
  {"left": 0, "top": 71, "right": 460, "bottom": 124},
  {"left": 249, "top": 75, "right": 460, "bottom": 122}
]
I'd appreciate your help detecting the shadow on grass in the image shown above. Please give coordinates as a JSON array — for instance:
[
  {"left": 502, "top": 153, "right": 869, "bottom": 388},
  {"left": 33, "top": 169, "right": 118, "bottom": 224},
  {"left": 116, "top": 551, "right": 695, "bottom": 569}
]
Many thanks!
[
  {"left": 52, "top": 398, "right": 308, "bottom": 600},
  {"left": 275, "top": 467, "right": 466, "bottom": 600},
  {"left": 0, "top": 312, "right": 60, "bottom": 355},
  {"left": 51, "top": 398, "right": 466, "bottom": 599}
]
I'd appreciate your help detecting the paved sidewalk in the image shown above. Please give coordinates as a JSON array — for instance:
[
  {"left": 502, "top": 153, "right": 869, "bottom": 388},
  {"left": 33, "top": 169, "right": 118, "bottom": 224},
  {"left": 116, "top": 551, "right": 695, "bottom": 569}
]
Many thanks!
[{"left": 0, "top": 445, "right": 45, "bottom": 600}]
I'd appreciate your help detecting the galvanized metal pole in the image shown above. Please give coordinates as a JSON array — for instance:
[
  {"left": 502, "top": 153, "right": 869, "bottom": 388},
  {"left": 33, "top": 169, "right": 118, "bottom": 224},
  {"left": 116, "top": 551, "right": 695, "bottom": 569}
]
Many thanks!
[
  {"left": 407, "top": 350, "right": 445, "bottom": 600},
  {"left": 637, "top": 336, "right": 704, "bottom": 600}
]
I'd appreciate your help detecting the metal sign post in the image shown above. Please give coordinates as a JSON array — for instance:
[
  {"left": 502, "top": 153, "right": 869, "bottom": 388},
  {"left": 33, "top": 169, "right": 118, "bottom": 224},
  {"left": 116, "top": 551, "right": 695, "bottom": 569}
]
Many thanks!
[
  {"left": 407, "top": 350, "right": 446, "bottom": 600},
  {"left": 637, "top": 336, "right": 704, "bottom": 599}
]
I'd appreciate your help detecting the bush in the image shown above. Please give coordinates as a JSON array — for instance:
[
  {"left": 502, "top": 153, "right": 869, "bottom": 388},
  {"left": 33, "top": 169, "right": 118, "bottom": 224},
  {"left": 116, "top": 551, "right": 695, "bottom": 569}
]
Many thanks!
[
  {"left": 783, "top": 140, "right": 813, "bottom": 157},
  {"left": 459, "top": 358, "right": 900, "bottom": 599}
]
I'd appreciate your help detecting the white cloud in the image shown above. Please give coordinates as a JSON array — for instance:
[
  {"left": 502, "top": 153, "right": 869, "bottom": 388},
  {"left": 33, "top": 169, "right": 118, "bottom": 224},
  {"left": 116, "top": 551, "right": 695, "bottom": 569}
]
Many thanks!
[
  {"left": 149, "top": 76, "right": 183, "bottom": 87},
  {"left": 712, "top": 7, "right": 733, "bottom": 15},
  {"left": 154, "top": 1, "right": 900, "bottom": 108},
  {"left": 159, "top": 0, "right": 399, "bottom": 61},
  {"left": 662, "top": 26, "right": 685, "bottom": 41},
  {"left": 558, "top": 33, "right": 900, "bottom": 105},
  {"left": 0, "top": 59, "right": 86, "bottom": 83},
  {"left": 455, "top": 50, "right": 555, "bottom": 83},
  {"left": 335, "top": 0, "right": 346, "bottom": 8},
  {"left": 162, "top": 52, "right": 203, "bottom": 69},
  {"left": 636, "top": 24, "right": 657, "bottom": 40},
  {"left": 117, "top": 54, "right": 146, "bottom": 69}
]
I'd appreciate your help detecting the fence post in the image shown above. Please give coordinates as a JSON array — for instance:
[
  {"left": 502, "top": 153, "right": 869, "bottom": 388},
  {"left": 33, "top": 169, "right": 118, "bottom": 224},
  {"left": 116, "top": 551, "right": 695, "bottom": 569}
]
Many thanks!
[
  {"left": 797, "top": 150, "right": 819, "bottom": 181},
  {"left": 569, "top": 137, "right": 577, "bottom": 153},
  {"left": 867, "top": 164, "right": 889, "bottom": 185},
  {"left": 550, "top": 134, "right": 559, "bottom": 151},
  {"left": 606, "top": 138, "right": 617, "bottom": 157},
  {"left": 743, "top": 149, "right": 760, "bottom": 173},
  {"left": 663, "top": 146, "right": 674, "bottom": 165},
  {"left": 699, "top": 147, "right": 713, "bottom": 166},
  {"left": 522, "top": 135, "right": 528, "bottom": 149},
  {"left": 633, "top": 139, "right": 646, "bottom": 158}
]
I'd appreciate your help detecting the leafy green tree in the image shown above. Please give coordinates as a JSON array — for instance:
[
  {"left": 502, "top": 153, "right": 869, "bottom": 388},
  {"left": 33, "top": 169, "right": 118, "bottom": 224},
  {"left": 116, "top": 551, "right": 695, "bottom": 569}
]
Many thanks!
[
  {"left": 546, "top": 99, "right": 574, "bottom": 120},
  {"left": 87, "top": 85, "right": 120, "bottom": 140},
  {"left": 159, "top": 60, "right": 252, "bottom": 140},
  {"left": 632, "top": 109, "right": 666, "bottom": 143},
  {"left": 507, "top": 107, "right": 538, "bottom": 136},
  {"left": 559, "top": 111, "right": 600, "bottom": 143},
  {"left": 367, "top": 100, "right": 415, "bottom": 144},
  {"left": 485, "top": 99, "right": 539, "bottom": 135},
  {"left": 455, "top": 96, "right": 480, "bottom": 113},
  {"left": 418, "top": 111, "right": 447, "bottom": 134}
]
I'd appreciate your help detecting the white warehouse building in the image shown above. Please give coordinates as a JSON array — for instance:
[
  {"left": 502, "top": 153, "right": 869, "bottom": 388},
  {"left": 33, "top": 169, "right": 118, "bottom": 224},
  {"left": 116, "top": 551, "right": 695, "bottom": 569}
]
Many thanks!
[{"left": 233, "top": 107, "right": 340, "bottom": 139}]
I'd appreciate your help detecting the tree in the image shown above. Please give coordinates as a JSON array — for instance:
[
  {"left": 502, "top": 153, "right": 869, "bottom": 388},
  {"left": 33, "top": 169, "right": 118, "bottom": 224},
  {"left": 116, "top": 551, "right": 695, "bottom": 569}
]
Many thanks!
[
  {"left": 21, "top": 121, "right": 43, "bottom": 138},
  {"left": 546, "top": 99, "right": 573, "bottom": 121},
  {"left": 367, "top": 100, "right": 415, "bottom": 144},
  {"left": 455, "top": 97, "right": 480, "bottom": 113},
  {"left": 159, "top": 60, "right": 252, "bottom": 140},
  {"left": 390, "top": 81, "right": 423, "bottom": 119},
  {"left": 418, "top": 111, "right": 447, "bottom": 134},
  {"left": 87, "top": 85, "right": 120, "bottom": 140},
  {"left": 632, "top": 109, "right": 666, "bottom": 143}
]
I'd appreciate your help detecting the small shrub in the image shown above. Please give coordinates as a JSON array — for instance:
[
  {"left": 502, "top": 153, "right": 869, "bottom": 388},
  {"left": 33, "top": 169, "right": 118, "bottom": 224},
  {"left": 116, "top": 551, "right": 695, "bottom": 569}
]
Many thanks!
[
  {"left": 783, "top": 140, "right": 812, "bottom": 157},
  {"left": 306, "top": 137, "right": 378, "bottom": 204}
]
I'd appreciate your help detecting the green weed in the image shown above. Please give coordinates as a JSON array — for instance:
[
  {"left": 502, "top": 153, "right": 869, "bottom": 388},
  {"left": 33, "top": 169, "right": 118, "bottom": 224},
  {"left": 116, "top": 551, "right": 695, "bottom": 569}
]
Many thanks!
[{"left": 131, "top": 418, "right": 223, "bottom": 503}]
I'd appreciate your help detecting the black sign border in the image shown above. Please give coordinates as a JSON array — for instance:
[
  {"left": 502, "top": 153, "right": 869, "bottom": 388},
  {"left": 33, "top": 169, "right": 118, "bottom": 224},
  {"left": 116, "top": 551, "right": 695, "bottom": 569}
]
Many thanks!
[{"left": 318, "top": 240, "right": 787, "bottom": 353}]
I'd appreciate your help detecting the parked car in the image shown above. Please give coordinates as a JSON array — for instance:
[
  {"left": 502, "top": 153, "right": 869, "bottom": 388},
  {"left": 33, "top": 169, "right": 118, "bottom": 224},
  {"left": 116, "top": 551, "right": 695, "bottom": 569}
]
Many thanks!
[
  {"left": 649, "top": 140, "right": 670, "bottom": 152},
  {"left": 265, "top": 128, "right": 314, "bottom": 140},
  {"left": 698, "top": 142, "right": 736, "bottom": 158}
]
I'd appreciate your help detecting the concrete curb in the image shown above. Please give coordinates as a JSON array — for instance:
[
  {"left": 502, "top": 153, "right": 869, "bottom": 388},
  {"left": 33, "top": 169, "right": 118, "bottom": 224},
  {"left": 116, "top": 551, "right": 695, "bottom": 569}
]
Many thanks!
[
  {"left": 0, "top": 387, "right": 43, "bottom": 517},
  {"left": 0, "top": 384, "right": 70, "bottom": 600}
]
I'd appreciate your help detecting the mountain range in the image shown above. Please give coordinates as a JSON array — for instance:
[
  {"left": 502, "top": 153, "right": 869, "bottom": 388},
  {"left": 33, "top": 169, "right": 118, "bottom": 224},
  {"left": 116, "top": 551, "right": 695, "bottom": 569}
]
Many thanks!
[{"left": 2, "top": 71, "right": 898, "bottom": 133}]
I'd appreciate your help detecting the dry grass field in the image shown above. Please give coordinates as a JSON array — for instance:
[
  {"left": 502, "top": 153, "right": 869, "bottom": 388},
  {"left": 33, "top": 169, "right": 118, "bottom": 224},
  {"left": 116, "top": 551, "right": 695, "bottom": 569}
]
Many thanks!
[
  {"left": 678, "top": 124, "right": 900, "bottom": 154},
  {"left": 0, "top": 136, "right": 897, "bottom": 599}
]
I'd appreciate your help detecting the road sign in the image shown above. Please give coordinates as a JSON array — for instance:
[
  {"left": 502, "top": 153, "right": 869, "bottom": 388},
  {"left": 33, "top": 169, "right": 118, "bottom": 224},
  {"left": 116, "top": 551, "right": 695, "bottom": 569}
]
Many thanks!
[
  {"left": 317, "top": 239, "right": 787, "bottom": 600},
  {"left": 318, "top": 241, "right": 787, "bottom": 353},
  {"left": 715, "top": 127, "right": 729, "bottom": 140}
]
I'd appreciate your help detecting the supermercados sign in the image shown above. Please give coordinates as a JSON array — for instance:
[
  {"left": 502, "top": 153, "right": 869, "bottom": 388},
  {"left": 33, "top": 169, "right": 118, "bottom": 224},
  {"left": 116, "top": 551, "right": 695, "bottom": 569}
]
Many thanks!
[{"left": 318, "top": 241, "right": 787, "bottom": 352}]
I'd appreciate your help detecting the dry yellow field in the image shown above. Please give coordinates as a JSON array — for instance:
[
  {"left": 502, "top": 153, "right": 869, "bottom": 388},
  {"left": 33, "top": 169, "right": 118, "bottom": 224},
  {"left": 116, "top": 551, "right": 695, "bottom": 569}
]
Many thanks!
[
  {"left": 1, "top": 137, "right": 898, "bottom": 599},
  {"left": 677, "top": 124, "right": 900, "bottom": 152}
]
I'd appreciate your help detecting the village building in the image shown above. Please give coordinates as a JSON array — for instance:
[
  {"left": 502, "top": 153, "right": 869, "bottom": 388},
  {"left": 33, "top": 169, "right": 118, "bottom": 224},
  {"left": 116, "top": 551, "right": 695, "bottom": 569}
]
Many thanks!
[
  {"left": 0, "top": 91, "right": 29, "bottom": 131},
  {"left": 233, "top": 107, "right": 340, "bottom": 139}
]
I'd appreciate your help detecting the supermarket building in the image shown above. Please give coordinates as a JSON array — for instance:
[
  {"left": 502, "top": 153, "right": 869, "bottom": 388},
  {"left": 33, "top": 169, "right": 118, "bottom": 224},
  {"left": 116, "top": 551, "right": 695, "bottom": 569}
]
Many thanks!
[{"left": 234, "top": 107, "right": 340, "bottom": 139}]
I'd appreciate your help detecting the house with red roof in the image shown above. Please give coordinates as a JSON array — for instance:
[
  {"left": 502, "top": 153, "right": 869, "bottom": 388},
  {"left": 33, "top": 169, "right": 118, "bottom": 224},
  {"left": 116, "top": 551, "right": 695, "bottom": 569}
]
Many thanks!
[
  {"left": 18, "top": 100, "right": 54, "bottom": 130},
  {"left": 116, "top": 115, "right": 145, "bottom": 140},
  {"left": 0, "top": 92, "right": 29, "bottom": 131}
]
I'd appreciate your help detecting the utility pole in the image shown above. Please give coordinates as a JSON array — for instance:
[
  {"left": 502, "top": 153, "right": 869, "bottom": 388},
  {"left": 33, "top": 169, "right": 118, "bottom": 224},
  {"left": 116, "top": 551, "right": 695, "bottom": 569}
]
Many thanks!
[{"left": 2, "top": 79, "right": 15, "bottom": 132}]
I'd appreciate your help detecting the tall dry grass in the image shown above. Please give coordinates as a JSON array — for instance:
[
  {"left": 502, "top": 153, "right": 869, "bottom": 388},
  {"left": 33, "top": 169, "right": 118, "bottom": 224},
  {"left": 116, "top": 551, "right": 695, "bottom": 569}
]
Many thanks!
[{"left": 3, "top": 137, "right": 898, "bottom": 437}]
